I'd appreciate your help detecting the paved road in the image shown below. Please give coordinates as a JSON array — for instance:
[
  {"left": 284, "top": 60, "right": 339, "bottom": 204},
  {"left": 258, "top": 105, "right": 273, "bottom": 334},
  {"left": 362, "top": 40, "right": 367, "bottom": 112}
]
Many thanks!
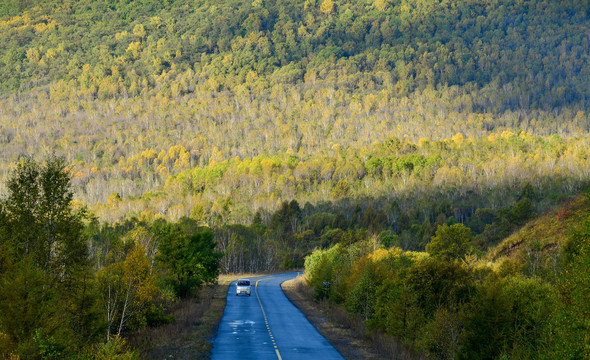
[{"left": 211, "top": 273, "right": 344, "bottom": 360}]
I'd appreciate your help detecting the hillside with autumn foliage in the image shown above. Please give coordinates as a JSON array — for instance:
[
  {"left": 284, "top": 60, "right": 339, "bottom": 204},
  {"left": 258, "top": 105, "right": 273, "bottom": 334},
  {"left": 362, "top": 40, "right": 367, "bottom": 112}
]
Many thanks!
[
  {"left": 1, "top": 0, "right": 590, "bottom": 359},
  {"left": 0, "top": 0, "right": 589, "bottom": 224}
]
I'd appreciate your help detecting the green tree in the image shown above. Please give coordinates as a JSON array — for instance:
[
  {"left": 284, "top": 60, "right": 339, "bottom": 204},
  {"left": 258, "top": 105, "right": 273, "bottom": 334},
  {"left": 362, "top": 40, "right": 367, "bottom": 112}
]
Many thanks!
[
  {"left": 346, "top": 263, "right": 377, "bottom": 320},
  {"left": 405, "top": 259, "right": 473, "bottom": 317},
  {"left": 0, "top": 258, "right": 58, "bottom": 357},
  {"left": 426, "top": 223, "right": 473, "bottom": 261},
  {"left": 157, "top": 228, "right": 221, "bottom": 298},
  {"left": 1, "top": 157, "right": 88, "bottom": 270},
  {"left": 459, "top": 275, "right": 554, "bottom": 360},
  {"left": 422, "top": 307, "right": 462, "bottom": 360},
  {"left": 374, "top": 277, "right": 424, "bottom": 343},
  {"left": 0, "top": 156, "right": 96, "bottom": 357},
  {"left": 458, "top": 277, "right": 512, "bottom": 360}
]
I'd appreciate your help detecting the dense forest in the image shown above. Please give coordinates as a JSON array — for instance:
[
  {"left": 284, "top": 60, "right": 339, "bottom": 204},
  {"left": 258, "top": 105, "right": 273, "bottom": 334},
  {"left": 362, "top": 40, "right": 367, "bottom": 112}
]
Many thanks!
[
  {"left": 304, "top": 192, "right": 590, "bottom": 359},
  {"left": 0, "top": 0, "right": 589, "bottom": 223},
  {"left": 0, "top": 158, "right": 222, "bottom": 358},
  {"left": 1, "top": 0, "right": 590, "bottom": 358}
]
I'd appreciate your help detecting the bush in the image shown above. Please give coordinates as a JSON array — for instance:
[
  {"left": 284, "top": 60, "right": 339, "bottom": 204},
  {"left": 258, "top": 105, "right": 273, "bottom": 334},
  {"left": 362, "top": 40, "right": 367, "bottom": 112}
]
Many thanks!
[{"left": 94, "top": 336, "right": 140, "bottom": 360}]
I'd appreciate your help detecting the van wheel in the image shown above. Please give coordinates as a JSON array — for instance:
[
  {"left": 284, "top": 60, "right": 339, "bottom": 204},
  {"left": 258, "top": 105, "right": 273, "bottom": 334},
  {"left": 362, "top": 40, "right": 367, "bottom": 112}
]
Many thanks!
[
  {"left": 236, "top": 294, "right": 238, "bottom": 296},
  {"left": 248, "top": 294, "right": 251, "bottom": 296}
]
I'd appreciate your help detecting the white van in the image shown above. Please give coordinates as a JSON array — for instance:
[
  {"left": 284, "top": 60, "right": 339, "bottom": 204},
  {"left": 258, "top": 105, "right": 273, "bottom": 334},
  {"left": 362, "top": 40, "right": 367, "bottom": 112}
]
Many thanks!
[{"left": 236, "top": 279, "right": 251, "bottom": 296}]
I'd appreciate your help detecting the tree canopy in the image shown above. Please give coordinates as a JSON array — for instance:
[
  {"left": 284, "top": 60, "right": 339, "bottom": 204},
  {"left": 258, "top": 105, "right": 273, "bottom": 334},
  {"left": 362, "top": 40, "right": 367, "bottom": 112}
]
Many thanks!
[{"left": 426, "top": 223, "right": 473, "bottom": 260}]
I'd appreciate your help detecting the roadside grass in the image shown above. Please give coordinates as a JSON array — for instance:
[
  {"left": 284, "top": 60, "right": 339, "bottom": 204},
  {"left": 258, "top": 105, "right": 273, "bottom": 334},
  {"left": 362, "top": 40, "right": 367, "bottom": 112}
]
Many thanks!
[
  {"left": 127, "top": 282, "right": 227, "bottom": 359},
  {"left": 282, "top": 274, "right": 425, "bottom": 360},
  {"left": 128, "top": 272, "right": 286, "bottom": 359}
]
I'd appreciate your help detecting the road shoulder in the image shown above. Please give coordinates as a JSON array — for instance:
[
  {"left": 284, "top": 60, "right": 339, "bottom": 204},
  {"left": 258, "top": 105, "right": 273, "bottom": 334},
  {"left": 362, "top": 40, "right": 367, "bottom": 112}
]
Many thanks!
[{"left": 281, "top": 275, "right": 381, "bottom": 360}]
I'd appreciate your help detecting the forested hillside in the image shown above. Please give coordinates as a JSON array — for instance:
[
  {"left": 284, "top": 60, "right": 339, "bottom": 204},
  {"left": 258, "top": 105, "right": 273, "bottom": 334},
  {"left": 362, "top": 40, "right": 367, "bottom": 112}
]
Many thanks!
[
  {"left": 1, "top": 0, "right": 589, "bottom": 106},
  {"left": 0, "top": 0, "right": 589, "bottom": 224},
  {"left": 1, "top": 0, "right": 590, "bottom": 358}
]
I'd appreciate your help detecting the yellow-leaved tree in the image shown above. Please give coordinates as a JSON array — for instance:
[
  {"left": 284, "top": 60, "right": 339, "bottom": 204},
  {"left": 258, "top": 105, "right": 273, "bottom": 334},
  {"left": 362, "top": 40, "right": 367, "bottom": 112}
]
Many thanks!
[{"left": 97, "top": 244, "right": 157, "bottom": 341}]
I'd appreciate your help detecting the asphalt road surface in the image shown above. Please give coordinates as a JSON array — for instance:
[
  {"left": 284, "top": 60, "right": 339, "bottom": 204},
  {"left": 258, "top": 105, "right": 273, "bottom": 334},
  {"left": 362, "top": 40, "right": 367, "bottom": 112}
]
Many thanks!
[{"left": 211, "top": 272, "right": 344, "bottom": 360}]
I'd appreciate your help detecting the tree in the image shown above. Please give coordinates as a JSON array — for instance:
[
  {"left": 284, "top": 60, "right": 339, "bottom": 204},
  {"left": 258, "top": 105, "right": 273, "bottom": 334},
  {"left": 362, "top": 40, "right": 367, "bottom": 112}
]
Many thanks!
[
  {"left": 346, "top": 263, "right": 377, "bottom": 320},
  {"left": 270, "top": 200, "right": 301, "bottom": 236},
  {"left": 157, "top": 228, "right": 221, "bottom": 298},
  {"left": 405, "top": 259, "right": 473, "bottom": 316},
  {"left": 426, "top": 223, "right": 473, "bottom": 261},
  {"left": 332, "top": 179, "right": 350, "bottom": 198},
  {"left": 423, "top": 307, "right": 462, "bottom": 360},
  {"left": 459, "top": 275, "right": 554, "bottom": 360},
  {"left": 320, "top": 0, "right": 335, "bottom": 14},
  {"left": 0, "top": 258, "right": 56, "bottom": 355},
  {"left": 1, "top": 157, "right": 87, "bottom": 271},
  {"left": 0, "top": 156, "right": 95, "bottom": 356},
  {"left": 97, "top": 244, "right": 157, "bottom": 341}
]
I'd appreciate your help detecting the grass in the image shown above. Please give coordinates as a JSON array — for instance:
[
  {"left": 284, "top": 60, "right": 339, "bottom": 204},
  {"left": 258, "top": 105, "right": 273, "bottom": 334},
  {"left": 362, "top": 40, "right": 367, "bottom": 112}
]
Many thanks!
[
  {"left": 488, "top": 194, "right": 589, "bottom": 263},
  {"left": 127, "top": 283, "right": 227, "bottom": 359}
]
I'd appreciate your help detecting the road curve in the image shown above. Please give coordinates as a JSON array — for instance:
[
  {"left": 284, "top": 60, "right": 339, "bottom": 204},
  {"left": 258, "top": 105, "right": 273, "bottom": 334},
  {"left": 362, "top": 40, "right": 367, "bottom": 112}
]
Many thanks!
[{"left": 211, "top": 272, "right": 344, "bottom": 360}]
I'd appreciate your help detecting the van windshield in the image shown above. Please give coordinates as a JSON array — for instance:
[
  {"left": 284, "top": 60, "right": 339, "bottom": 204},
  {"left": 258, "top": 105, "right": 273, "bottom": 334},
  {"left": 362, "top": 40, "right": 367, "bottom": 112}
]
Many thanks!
[{"left": 237, "top": 280, "right": 250, "bottom": 286}]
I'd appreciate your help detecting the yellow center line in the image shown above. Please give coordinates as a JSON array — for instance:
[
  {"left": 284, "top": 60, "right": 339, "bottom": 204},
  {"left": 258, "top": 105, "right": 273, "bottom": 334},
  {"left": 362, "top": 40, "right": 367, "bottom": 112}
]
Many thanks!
[{"left": 256, "top": 278, "right": 283, "bottom": 360}]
